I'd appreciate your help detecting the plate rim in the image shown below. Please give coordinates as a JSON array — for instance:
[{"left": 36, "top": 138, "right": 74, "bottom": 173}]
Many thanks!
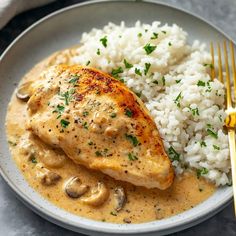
[{"left": 0, "top": 0, "right": 233, "bottom": 235}]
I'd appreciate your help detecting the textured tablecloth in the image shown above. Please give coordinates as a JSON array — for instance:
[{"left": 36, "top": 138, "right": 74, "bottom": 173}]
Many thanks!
[{"left": 0, "top": 0, "right": 236, "bottom": 235}]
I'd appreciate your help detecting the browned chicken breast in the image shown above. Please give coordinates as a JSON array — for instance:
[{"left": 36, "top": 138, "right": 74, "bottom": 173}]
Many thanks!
[{"left": 27, "top": 65, "right": 174, "bottom": 189}]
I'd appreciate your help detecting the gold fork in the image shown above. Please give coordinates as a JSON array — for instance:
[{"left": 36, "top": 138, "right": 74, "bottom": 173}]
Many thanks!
[{"left": 211, "top": 41, "right": 236, "bottom": 214}]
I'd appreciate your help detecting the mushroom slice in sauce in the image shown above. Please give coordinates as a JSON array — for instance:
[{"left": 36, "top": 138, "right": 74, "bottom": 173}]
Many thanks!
[
  {"left": 123, "top": 218, "right": 131, "bottom": 224},
  {"left": 81, "top": 182, "right": 109, "bottom": 206},
  {"left": 114, "top": 186, "right": 126, "bottom": 211},
  {"left": 36, "top": 163, "right": 61, "bottom": 186},
  {"left": 64, "top": 177, "right": 89, "bottom": 198},
  {"left": 16, "top": 81, "right": 33, "bottom": 101}
]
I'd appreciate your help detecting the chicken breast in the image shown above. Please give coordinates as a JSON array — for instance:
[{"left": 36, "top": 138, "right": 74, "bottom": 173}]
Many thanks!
[{"left": 27, "top": 65, "right": 174, "bottom": 189}]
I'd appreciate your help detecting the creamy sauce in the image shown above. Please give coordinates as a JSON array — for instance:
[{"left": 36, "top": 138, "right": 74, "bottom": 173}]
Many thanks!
[{"left": 5, "top": 50, "right": 215, "bottom": 224}]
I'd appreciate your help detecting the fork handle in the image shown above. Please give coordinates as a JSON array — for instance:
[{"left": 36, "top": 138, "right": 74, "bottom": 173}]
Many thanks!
[{"left": 228, "top": 129, "right": 236, "bottom": 214}]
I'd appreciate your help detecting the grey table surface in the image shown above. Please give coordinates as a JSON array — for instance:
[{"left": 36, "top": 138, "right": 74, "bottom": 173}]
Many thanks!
[{"left": 0, "top": 0, "right": 236, "bottom": 235}]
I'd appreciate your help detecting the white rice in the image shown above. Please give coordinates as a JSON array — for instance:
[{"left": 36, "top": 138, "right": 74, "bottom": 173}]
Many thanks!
[{"left": 67, "top": 21, "right": 230, "bottom": 186}]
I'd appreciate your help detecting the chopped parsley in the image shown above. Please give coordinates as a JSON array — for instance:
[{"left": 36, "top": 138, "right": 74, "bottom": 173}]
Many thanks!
[
  {"left": 137, "top": 32, "right": 142, "bottom": 38},
  {"left": 30, "top": 155, "right": 37, "bottom": 164},
  {"left": 125, "top": 108, "right": 133, "bottom": 117},
  {"left": 59, "top": 89, "right": 75, "bottom": 105},
  {"left": 213, "top": 145, "right": 220, "bottom": 150},
  {"left": 135, "top": 68, "right": 142, "bottom": 76},
  {"left": 53, "top": 104, "right": 64, "bottom": 112},
  {"left": 144, "top": 63, "right": 151, "bottom": 75},
  {"left": 95, "top": 149, "right": 108, "bottom": 157},
  {"left": 197, "top": 167, "right": 209, "bottom": 178},
  {"left": 53, "top": 104, "right": 65, "bottom": 119},
  {"left": 205, "top": 81, "right": 212, "bottom": 92},
  {"left": 200, "top": 141, "right": 207, "bottom": 147},
  {"left": 69, "top": 76, "right": 79, "bottom": 85},
  {"left": 95, "top": 151, "right": 102, "bottom": 157},
  {"left": 110, "top": 113, "right": 117, "bottom": 118},
  {"left": 111, "top": 67, "right": 124, "bottom": 77},
  {"left": 97, "top": 48, "right": 101, "bottom": 55},
  {"left": 151, "top": 32, "right": 158, "bottom": 39},
  {"left": 161, "top": 76, "right": 165, "bottom": 86},
  {"left": 125, "top": 134, "right": 139, "bottom": 147},
  {"left": 143, "top": 43, "right": 157, "bottom": 55},
  {"left": 86, "top": 60, "right": 90, "bottom": 66},
  {"left": 174, "top": 92, "right": 183, "bottom": 108},
  {"left": 153, "top": 80, "right": 159, "bottom": 85},
  {"left": 206, "top": 128, "right": 218, "bottom": 139},
  {"left": 197, "top": 80, "right": 205, "bottom": 87},
  {"left": 104, "top": 148, "right": 109, "bottom": 154},
  {"left": 110, "top": 211, "right": 117, "bottom": 216},
  {"left": 83, "top": 111, "right": 89, "bottom": 117},
  {"left": 168, "top": 146, "right": 180, "bottom": 161},
  {"left": 175, "top": 79, "right": 181, "bottom": 83},
  {"left": 124, "top": 59, "right": 133, "bottom": 69},
  {"left": 203, "top": 63, "right": 214, "bottom": 69},
  {"left": 218, "top": 115, "right": 223, "bottom": 122},
  {"left": 82, "top": 122, "right": 88, "bottom": 129},
  {"left": 115, "top": 77, "right": 124, "bottom": 83},
  {"left": 128, "top": 152, "right": 138, "bottom": 161},
  {"left": 100, "top": 36, "right": 108, "bottom": 48},
  {"left": 135, "top": 91, "right": 142, "bottom": 97},
  {"left": 60, "top": 119, "right": 70, "bottom": 128},
  {"left": 8, "top": 140, "right": 17, "bottom": 146},
  {"left": 168, "top": 42, "right": 172, "bottom": 46},
  {"left": 162, "top": 30, "right": 167, "bottom": 34},
  {"left": 188, "top": 107, "right": 199, "bottom": 116}
]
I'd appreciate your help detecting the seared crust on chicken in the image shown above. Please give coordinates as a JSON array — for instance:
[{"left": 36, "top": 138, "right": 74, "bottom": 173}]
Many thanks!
[{"left": 27, "top": 65, "right": 174, "bottom": 189}]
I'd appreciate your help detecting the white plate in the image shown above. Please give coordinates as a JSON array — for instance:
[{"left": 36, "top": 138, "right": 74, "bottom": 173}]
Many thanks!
[{"left": 0, "top": 1, "right": 233, "bottom": 235}]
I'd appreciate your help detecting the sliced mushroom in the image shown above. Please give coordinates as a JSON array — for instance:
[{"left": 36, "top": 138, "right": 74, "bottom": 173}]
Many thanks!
[
  {"left": 81, "top": 182, "right": 109, "bottom": 206},
  {"left": 36, "top": 163, "right": 61, "bottom": 186},
  {"left": 16, "top": 81, "right": 33, "bottom": 101},
  {"left": 41, "top": 171, "right": 61, "bottom": 186},
  {"left": 114, "top": 186, "right": 126, "bottom": 211},
  {"left": 123, "top": 218, "right": 131, "bottom": 224},
  {"left": 64, "top": 177, "right": 89, "bottom": 198}
]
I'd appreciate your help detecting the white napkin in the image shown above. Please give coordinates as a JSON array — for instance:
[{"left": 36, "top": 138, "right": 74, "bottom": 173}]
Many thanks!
[{"left": 0, "top": 0, "right": 55, "bottom": 29}]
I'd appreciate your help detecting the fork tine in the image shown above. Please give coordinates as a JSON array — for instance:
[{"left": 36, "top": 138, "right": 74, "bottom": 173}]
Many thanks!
[
  {"left": 230, "top": 41, "right": 236, "bottom": 101},
  {"left": 210, "top": 42, "right": 215, "bottom": 80},
  {"left": 228, "top": 41, "right": 236, "bottom": 216},
  {"left": 222, "top": 41, "right": 236, "bottom": 216},
  {"left": 223, "top": 41, "right": 232, "bottom": 108},
  {"left": 217, "top": 43, "right": 223, "bottom": 83}
]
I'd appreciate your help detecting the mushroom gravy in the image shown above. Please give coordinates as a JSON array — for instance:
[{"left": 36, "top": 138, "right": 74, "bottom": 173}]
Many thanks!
[{"left": 5, "top": 50, "right": 215, "bottom": 224}]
